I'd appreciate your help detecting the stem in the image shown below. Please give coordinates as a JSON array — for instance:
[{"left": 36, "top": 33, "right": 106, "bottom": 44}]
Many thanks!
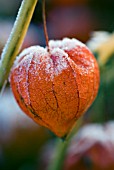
[
  {"left": 0, "top": 0, "right": 38, "bottom": 90},
  {"left": 47, "top": 139, "right": 68, "bottom": 170},
  {"left": 42, "top": 0, "right": 49, "bottom": 51},
  {"left": 47, "top": 117, "right": 83, "bottom": 170}
]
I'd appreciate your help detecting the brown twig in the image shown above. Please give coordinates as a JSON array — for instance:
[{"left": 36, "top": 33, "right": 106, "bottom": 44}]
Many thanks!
[{"left": 42, "top": 0, "right": 50, "bottom": 52}]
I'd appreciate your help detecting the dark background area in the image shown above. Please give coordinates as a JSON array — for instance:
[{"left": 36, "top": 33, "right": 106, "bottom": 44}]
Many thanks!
[
  {"left": 0, "top": 0, "right": 114, "bottom": 170},
  {"left": 0, "top": 0, "right": 114, "bottom": 47}
]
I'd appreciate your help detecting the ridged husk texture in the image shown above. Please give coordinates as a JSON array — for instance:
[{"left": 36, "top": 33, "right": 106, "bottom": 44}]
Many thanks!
[{"left": 10, "top": 38, "right": 100, "bottom": 138}]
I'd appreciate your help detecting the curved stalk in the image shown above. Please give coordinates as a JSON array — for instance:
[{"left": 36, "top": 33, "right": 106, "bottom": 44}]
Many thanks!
[
  {"left": 0, "top": 0, "right": 38, "bottom": 90},
  {"left": 47, "top": 139, "right": 68, "bottom": 170},
  {"left": 42, "top": 0, "right": 49, "bottom": 51},
  {"left": 47, "top": 118, "right": 83, "bottom": 170}
]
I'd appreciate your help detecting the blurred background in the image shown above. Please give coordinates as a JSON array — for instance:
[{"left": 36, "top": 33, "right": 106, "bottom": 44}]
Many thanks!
[{"left": 0, "top": 0, "right": 114, "bottom": 169}]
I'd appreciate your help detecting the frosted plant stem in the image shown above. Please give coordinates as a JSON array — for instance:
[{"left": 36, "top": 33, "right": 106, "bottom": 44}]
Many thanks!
[
  {"left": 47, "top": 117, "right": 83, "bottom": 170},
  {"left": 0, "top": 0, "right": 38, "bottom": 90}
]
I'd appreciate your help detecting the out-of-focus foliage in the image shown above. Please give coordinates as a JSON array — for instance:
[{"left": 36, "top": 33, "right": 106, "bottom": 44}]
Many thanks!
[
  {"left": 0, "top": 89, "right": 51, "bottom": 170},
  {"left": 63, "top": 122, "right": 114, "bottom": 170},
  {"left": 37, "top": 122, "right": 114, "bottom": 170},
  {"left": 85, "top": 32, "right": 114, "bottom": 123},
  {"left": 1, "top": 0, "right": 114, "bottom": 170}
]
